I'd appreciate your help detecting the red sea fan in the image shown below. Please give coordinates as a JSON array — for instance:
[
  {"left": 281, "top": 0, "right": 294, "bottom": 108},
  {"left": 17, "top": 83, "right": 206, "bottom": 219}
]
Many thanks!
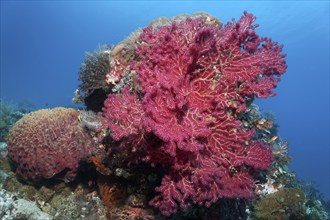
[
  {"left": 101, "top": 11, "right": 286, "bottom": 216},
  {"left": 101, "top": 86, "right": 146, "bottom": 153},
  {"left": 101, "top": 86, "right": 144, "bottom": 141}
]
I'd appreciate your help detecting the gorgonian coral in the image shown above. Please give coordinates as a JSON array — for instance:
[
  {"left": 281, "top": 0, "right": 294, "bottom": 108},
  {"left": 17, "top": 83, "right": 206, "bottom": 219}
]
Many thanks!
[
  {"left": 7, "top": 108, "right": 96, "bottom": 182},
  {"left": 100, "top": 11, "right": 287, "bottom": 216}
]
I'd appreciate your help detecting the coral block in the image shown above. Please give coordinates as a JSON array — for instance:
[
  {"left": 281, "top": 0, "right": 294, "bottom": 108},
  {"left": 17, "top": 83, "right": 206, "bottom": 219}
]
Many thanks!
[
  {"left": 101, "top": 11, "right": 286, "bottom": 216},
  {"left": 7, "top": 108, "right": 96, "bottom": 182}
]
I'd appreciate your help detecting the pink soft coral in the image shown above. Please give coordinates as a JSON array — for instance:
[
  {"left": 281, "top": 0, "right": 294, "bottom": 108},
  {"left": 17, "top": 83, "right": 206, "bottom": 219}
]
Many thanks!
[{"left": 101, "top": 11, "right": 286, "bottom": 216}]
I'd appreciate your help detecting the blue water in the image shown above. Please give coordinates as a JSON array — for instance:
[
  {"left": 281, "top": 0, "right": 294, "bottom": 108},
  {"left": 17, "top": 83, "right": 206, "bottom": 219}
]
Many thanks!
[{"left": 1, "top": 1, "right": 329, "bottom": 200}]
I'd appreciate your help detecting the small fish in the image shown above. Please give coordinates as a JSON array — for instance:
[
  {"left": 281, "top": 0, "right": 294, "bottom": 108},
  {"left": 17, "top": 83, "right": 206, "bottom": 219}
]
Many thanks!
[
  {"left": 258, "top": 118, "right": 267, "bottom": 125},
  {"left": 273, "top": 150, "right": 282, "bottom": 155},
  {"left": 267, "top": 136, "right": 278, "bottom": 144}
]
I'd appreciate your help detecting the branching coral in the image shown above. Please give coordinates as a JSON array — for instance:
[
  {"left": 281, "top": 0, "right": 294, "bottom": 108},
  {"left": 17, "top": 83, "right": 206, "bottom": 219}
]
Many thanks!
[
  {"left": 77, "top": 45, "right": 112, "bottom": 98},
  {"left": 100, "top": 11, "right": 287, "bottom": 216},
  {"left": 97, "top": 176, "right": 128, "bottom": 209},
  {"left": 75, "top": 45, "right": 113, "bottom": 111}
]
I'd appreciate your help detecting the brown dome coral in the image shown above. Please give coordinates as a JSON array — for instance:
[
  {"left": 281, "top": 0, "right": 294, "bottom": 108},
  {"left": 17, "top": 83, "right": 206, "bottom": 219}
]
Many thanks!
[{"left": 7, "top": 107, "right": 96, "bottom": 182}]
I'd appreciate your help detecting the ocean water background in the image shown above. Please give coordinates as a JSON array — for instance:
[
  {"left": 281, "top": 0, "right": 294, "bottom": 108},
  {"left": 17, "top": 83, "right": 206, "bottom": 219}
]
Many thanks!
[{"left": 1, "top": 1, "right": 329, "bottom": 200}]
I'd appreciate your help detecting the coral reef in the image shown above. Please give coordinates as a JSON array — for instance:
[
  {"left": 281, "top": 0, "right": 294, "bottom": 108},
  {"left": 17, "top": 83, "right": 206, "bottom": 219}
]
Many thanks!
[
  {"left": 2, "top": 11, "right": 329, "bottom": 220},
  {"left": 104, "top": 31, "right": 141, "bottom": 89},
  {"left": 241, "top": 103, "right": 294, "bottom": 197},
  {"left": 305, "top": 199, "right": 329, "bottom": 220},
  {"left": 253, "top": 187, "right": 306, "bottom": 220},
  {"left": 252, "top": 183, "right": 329, "bottom": 220},
  {"left": 7, "top": 107, "right": 96, "bottom": 182},
  {"left": 100, "top": 11, "right": 286, "bottom": 216},
  {"left": 297, "top": 181, "right": 330, "bottom": 220},
  {"left": 45, "top": 186, "right": 108, "bottom": 220},
  {"left": 0, "top": 189, "right": 53, "bottom": 220},
  {"left": 1, "top": 143, "right": 108, "bottom": 220},
  {"left": 109, "top": 206, "right": 156, "bottom": 220}
]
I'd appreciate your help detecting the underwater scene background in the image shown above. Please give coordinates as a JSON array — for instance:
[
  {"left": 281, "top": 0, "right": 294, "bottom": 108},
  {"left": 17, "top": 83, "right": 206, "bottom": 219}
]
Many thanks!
[{"left": 0, "top": 1, "right": 329, "bottom": 219}]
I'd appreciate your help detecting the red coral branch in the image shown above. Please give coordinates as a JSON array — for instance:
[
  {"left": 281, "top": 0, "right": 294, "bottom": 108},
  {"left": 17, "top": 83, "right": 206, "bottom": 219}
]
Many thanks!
[
  {"left": 101, "top": 11, "right": 286, "bottom": 216},
  {"left": 101, "top": 86, "right": 145, "bottom": 150}
]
